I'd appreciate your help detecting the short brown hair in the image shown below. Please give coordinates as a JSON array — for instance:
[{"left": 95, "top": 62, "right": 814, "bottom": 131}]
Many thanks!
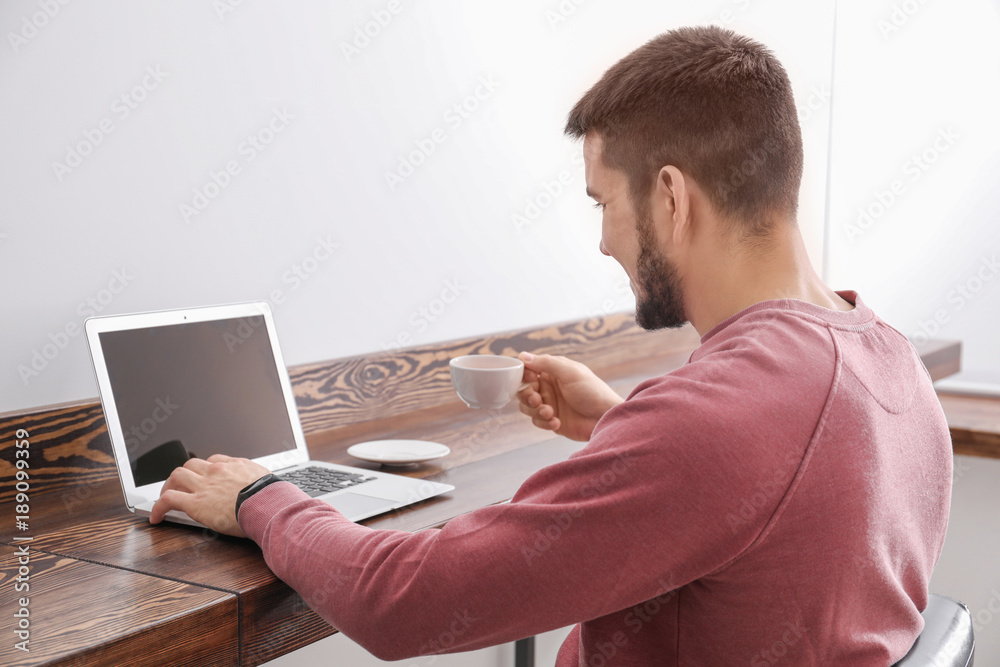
[{"left": 566, "top": 26, "right": 803, "bottom": 238}]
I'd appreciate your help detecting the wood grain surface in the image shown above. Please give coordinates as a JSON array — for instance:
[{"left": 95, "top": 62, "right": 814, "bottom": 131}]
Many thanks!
[
  {"left": 287, "top": 314, "right": 700, "bottom": 433},
  {"left": 0, "top": 546, "right": 238, "bottom": 666},
  {"left": 0, "top": 403, "right": 114, "bottom": 506},
  {"left": 18, "top": 421, "right": 584, "bottom": 665}
]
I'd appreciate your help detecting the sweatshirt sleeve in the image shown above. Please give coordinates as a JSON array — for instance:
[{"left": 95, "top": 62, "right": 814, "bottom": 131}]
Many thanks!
[{"left": 237, "top": 360, "right": 824, "bottom": 662}]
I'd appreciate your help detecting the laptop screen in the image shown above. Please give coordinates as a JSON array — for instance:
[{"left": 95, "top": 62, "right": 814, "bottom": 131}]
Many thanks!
[{"left": 98, "top": 315, "right": 298, "bottom": 486}]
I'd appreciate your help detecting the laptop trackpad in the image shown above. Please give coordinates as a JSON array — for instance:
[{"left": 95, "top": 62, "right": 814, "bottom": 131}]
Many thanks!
[{"left": 327, "top": 492, "right": 394, "bottom": 519}]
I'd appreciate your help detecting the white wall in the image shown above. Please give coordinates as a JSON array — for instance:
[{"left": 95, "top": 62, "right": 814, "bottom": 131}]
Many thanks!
[
  {"left": 0, "top": 0, "right": 835, "bottom": 414},
  {"left": 826, "top": 0, "right": 1000, "bottom": 381},
  {"left": 931, "top": 455, "right": 1000, "bottom": 665},
  {"left": 931, "top": 456, "right": 1000, "bottom": 665}
]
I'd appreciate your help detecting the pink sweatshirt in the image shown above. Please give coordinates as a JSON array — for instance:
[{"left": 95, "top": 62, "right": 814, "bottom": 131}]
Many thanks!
[{"left": 239, "top": 292, "right": 952, "bottom": 665}]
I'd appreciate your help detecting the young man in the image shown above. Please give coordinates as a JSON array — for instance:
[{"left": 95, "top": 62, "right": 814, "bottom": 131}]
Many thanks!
[{"left": 151, "top": 26, "right": 952, "bottom": 665}]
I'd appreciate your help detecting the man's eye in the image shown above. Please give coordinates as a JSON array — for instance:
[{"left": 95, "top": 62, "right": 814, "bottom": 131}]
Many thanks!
[{"left": 592, "top": 202, "right": 606, "bottom": 211}]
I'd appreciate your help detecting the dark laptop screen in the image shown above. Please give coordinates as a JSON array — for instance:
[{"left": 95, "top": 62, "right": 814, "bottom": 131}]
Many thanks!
[{"left": 99, "top": 315, "right": 297, "bottom": 485}]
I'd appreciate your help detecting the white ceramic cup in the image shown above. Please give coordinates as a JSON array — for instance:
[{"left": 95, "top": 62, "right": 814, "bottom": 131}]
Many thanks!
[{"left": 449, "top": 355, "right": 525, "bottom": 409}]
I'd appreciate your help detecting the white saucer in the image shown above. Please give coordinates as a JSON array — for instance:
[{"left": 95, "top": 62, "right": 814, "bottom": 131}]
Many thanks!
[{"left": 346, "top": 440, "right": 451, "bottom": 466}]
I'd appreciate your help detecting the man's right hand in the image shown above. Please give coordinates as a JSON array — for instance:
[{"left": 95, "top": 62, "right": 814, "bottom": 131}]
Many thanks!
[{"left": 516, "top": 352, "right": 624, "bottom": 442}]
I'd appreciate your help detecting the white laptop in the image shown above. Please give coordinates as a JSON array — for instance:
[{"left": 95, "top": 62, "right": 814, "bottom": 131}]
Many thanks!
[{"left": 85, "top": 301, "right": 454, "bottom": 527}]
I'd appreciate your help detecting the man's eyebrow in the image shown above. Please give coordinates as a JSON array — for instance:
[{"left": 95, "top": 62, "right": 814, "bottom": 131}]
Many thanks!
[{"left": 586, "top": 186, "right": 601, "bottom": 200}]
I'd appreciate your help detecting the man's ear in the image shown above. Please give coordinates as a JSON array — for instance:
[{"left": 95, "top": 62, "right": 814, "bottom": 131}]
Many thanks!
[{"left": 656, "top": 165, "right": 690, "bottom": 247}]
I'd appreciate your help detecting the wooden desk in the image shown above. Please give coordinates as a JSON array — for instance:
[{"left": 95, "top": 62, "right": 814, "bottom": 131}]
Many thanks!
[
  {"left": 11, "top": 421, "right": 584, "bottom": 666},
  {"left": 0, "top": 316, "right": 980, "bottom": 666},
  {"left": 938, "top": 392, "right": 1000, "bottom": 459},
  {"left": 1, "top": 545, "right": 238, "bottom": 666}
]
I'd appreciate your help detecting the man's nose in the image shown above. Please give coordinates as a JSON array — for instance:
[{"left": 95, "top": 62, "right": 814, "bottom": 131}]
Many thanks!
[{"left": 599, "top": 240, "right": 610, "bottom": 256}]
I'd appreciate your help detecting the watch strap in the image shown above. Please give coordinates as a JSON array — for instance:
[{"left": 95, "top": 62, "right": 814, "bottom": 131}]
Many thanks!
[{"left": 235, "top": 473, "right": 284, "bottom": 518}]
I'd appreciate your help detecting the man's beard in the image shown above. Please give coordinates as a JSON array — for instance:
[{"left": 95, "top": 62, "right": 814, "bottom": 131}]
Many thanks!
[{"left": 634, "top": 206, "right": 688, "bottom": 331}]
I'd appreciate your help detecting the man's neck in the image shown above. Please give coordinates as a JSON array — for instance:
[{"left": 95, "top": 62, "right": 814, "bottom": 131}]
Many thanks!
[{"left": 683, "top": 224, "right": 853, "bottom": 336}]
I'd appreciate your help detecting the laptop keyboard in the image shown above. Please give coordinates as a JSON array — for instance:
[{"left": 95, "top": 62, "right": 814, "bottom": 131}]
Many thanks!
[{"left": 282, "top": 466, "right": 378, "bottom": 498}]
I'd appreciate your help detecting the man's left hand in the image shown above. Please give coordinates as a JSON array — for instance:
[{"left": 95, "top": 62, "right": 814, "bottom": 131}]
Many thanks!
[{"left": 149, "top": 454, "right": 271, "bottom": 537}]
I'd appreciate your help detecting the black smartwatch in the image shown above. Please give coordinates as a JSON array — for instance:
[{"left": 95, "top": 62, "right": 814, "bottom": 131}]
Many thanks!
[{"left": 235, "top": 473, "right": 284, "bottom": 517}]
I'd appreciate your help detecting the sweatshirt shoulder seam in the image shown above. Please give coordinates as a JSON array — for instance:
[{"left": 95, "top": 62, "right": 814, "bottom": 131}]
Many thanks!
[{"left": 706, "top": 324, "right": 843, "bottom": 575}]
